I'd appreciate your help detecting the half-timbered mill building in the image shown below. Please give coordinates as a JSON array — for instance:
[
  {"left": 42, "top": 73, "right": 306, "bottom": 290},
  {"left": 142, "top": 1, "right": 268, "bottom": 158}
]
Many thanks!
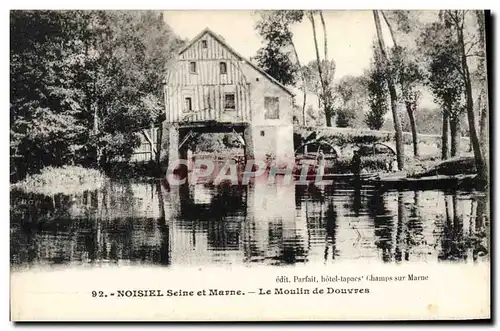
[{"left": 157, "top": 28, "right": 296, "bottom": 170}]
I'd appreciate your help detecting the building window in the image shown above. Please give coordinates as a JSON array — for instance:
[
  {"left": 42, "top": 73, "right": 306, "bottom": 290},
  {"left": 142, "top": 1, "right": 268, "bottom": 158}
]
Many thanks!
[
  {"left": 220, "top": 62, "right": 227, "bottom": 74},
  {"left": 260, "top": 130, "right": 265, "bottom": 137},
  {"left": 224, "top": 93, "right": 235, "bottom": 110},
  {"left": 201, "top": 40, "right": 207, "bottom": 48},
  {"left": 264, "top": 96, "right": 279, "bottom": 119},
  {"left": 189, "top": 62, "right": 197, "bottom": 74},
  {"left": 184, "top": 97, "right": 192, "bottom": 112}
]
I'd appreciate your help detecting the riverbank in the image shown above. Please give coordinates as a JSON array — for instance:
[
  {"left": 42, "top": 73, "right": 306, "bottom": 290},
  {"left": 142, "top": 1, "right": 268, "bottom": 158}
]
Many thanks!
[
  {"left": 409, "top": 155, "right": 477, "bottom": 178},
  {"left": 10, "top": 154, "right": 483, "bottom": 195},
  {"left": 11, "top": 166, "right": 106, "bottom": 195},
  {"left": 372, "top": 156, "right": 487, "bottom": 190}
]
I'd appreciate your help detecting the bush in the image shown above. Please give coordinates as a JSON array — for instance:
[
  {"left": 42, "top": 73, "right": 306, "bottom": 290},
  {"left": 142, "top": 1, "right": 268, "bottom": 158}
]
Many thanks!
[
  {"left": 325, "top": 155, "right": 395, "bottom": 174},
  {"left": 411, "top": 156, "right": 476, "bottom": 178},
  {"left": 11, "top": 166, "right": 106, "bottom": 195},
  {"left": 336, "top": 108, "right": 357, "bottom": 128},
  {"left": 295, "top": 127, "right": 394, "bottom": 146}
]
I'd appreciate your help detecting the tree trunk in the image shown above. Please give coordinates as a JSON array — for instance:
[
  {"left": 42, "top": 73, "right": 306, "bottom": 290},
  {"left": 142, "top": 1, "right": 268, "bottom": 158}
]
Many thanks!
[
  {"left": 456, "top": 20, "right": 487, "bottom": 181},
  {"left": 441, "top": 109, "right": 449, "bottom": 160},
  {"left": 289, "top": 38, "right": 307, "bottom": 125},
  {"left": 319, "top": 11, "right": 333, "bottom": 127},
  {"left": 319, "top": 11, "right": 328, "bottom": 81},
  {"left": 405, "top": 101, "right": 419, "bottom": 157},
  {"left": 479, "top": 99, "right": 488, "bottom": 156},
  {"left": 320, "top": 11, "right": 328, "bottom": 61},
  {"left": 324, "top": 105, "right": 333, "bottom": 127},
  {"left": 309, "top": 12, "right": 331, "bottom": 127},
  {"left": 449, "top": 114, "right": 460, "bottom": 157},
  {"left": 373, "top": 10, "right": 405, "bottom": 169},
  {"left": 475, "top": 11, "right": 489, "bottom": 159},
  {"left": 383, "top": 11, "right": 420, "bottom": 160},
  {"left": 156, "top": 121, "right": 163, "bottom": 164},
  {"left": 381, "top": 11, "right": 397, "bottom": 47}
]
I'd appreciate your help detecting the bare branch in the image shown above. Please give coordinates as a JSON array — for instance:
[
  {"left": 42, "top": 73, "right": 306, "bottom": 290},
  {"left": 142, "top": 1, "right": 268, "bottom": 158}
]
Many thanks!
[
  {"left": 446, "top": 10, "right": 461, "bottom": 27},
  {"left": 459, "top": 10, "right": 467, "bottom": 30},
  {"left": 462, "top": 10, "right": 468, "bottom": 22},
  {"left": 466, "top": 52, "right": 485, "bottom": 58},
  {"left": 447, "top": 58, "right": 466, "bottom": 79},
  {"left": 465, "top": 39, "right": 481, "bottom": 56}
]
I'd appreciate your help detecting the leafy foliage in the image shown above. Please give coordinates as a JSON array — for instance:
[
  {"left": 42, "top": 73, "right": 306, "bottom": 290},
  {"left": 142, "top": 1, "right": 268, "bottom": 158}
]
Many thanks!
[
  {"left": 254, "top": 46, "right": 298, "bottom": 86},
  {"left": 419, "top": 21, "right": 465, "bottom": 118},
  {"left": 10, "top": 10, "right": 183, "bottom": 180},
  {"left": 333, "top": 155, "right": 395, "bottom": 174},
  {"left": 365, "top": 43, "right": 389, "bottom": 130},
  {"left": 303, "top": 60, "right": 336, "bottom": 95},
  {"left": 253, "top": 10, "right": 304, "bottom": 86},
  {"left": 184, "top": 133, "right": 243, "bottom": 153},
  {"left": 334, "top": 75, "right": 367, "bottom": 128}
]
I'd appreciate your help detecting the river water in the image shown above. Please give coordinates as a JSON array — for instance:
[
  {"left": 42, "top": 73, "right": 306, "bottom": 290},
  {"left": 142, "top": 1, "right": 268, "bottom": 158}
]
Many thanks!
[{"left": 10, "top": 179, "right": 489, "bottom": 268}]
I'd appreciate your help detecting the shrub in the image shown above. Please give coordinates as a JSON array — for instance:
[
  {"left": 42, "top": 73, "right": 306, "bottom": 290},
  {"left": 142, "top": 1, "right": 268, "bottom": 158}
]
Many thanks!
[
  {"left": 335, "top": 108, "right": 357, "bottom": 128},
  {"left": 11, "top": 166, "right": 106, "bottom": 195},
  {"left": 325, "top": 155, "right": 395, "bottom": 174},
  {"left": 409, "top": 156, "right": 476, "bottom": 178}
]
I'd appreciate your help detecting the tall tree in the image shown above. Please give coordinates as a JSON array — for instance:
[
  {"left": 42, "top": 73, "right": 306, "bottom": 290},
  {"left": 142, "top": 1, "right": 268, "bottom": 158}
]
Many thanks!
[
  {"left": 365, "top": 43, "right": 389, "bottom": 130},
  {"left": 254, "top": 10, "right": 306, "bottom": 122},
  {"left": 308, "top": 11, "right": 335, "bottom": 127},
  {"left": 335, "top": 75, "right": 367, "bottom": 128},
  {"left": 373, "top": 10, "right": 405, "bottom": 169},
  {"left": 382, "top": 11, "right": 423, "bottom": 157},
  {"left": 389, "top": 46, "right": 423, "bottom": 157},
  {"left": 474, "top": 10, "right": 489, "bottom": 158},
  {"left": 302, "top": 59, "right": 336, "bottom": 121},
  {"left": 420, "top": 20, "right": 466, "bottom": 159},
  {"left": 10, "top": 11, "right": 88, "bottom": 178},
  {"left": 442, "top": 10, "right": 487, "bottom": 180}
]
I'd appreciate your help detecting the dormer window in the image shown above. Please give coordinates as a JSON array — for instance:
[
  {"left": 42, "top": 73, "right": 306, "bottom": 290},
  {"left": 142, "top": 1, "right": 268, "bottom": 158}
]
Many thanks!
[
  {"left": 189, "top": 62, "right": 197, "bottom": 74},
  {"left": 201, "top": 40, "right": 207, "bottom": 48},
  {"left": 220, "top": 62, "right": 227, "bottom": 75}
]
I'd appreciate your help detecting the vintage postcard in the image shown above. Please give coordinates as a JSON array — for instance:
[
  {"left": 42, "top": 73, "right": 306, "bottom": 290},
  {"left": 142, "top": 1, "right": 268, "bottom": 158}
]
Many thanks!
[{"left": 10, "top": 9, "right": 491, "bottom": 321}]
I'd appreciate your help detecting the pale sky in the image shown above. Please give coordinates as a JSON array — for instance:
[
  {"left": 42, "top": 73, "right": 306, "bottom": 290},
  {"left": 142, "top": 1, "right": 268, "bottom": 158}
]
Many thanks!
[
  {"left": 162, "top": 10, "right": 436, "bottom": 109},
  {"left": 163, "top": 10, "right": 391, "bottom": 79}
]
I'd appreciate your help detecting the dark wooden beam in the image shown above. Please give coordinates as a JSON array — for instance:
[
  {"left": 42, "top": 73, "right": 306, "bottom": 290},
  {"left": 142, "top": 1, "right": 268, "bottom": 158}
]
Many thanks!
[{"left": 177, "top": 121, "right": 247, "bottom": 134}]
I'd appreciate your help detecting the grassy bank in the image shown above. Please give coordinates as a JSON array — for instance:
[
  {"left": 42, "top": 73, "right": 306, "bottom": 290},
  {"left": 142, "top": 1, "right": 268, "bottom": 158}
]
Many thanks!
[
  {"left": 11, "top": 166, "right": 106, "bottom": 195},
  {"left": 409, "top": 156, "right": 477, "bottom": 178}
]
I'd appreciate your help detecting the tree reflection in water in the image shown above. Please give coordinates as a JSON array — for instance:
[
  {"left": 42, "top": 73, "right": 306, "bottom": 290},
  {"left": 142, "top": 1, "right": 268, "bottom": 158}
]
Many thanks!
[
  {"left": 438, "top": 193, "right": 489, "bottom": 262},
  {"left": 10, "top": 179, "right": 490, "bottom": 268},
  {"left": 369, "top": 190, "right": 394, "bottom": 263},
  {"left": 323, "top": 201, "right": 338, "bottom": 262}
]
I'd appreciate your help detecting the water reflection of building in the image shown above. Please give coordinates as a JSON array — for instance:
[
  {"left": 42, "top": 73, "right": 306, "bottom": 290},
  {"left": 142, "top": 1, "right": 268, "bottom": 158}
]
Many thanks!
[
  {"left": 168, "top": 182, "right": 246, "bottom": 265},
  {"left": 167, "top": 181, "right": 306, "bottom": 266},
  {"left": 10, "top": 179, "right": 490, "bottom": 267},
  {"left": 243, "top": 183, "right": 305, "bottom": 265}
]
